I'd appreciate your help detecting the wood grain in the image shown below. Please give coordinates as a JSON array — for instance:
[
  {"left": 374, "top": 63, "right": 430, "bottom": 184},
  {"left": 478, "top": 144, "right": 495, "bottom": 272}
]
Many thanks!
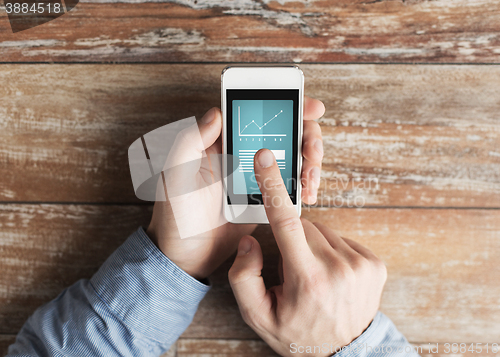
[
  {"left": 185, "top": 208, "right": 500, "bottom": 343},
  {"left": 0, "top": 204, "right": 152, "bottom": 334},
  {"left": 416, "top": 343, "right": 500, "bottom": 357},
  {"left": 0, "top": 335, "right": 16, "bottom": 356},
  {"left": 1, "top": 0, "right": 499, "bottom": 353},
  {"left": 0, "top": 64, "right": 499, "bottom": 206},
  {"left": 0, "top": 333, "right": 177, "bottom": 356},
  {"left": 1, "top": 1, "right": 500, "bottom": 63},
  {"left": 161, "top": 342, "right": 177, "bottom": 357},
  {"left": 1, "top": 204, "right": 499, "bottom": 343},
  {"left": 176, "top": 339, "right": 500, "bottom": 357},
  {"left": 177, "top": 338, "right": 278, "bottom": 357},
  {"left": 3, "top": 335, "right": 500, "bottom": 357}
]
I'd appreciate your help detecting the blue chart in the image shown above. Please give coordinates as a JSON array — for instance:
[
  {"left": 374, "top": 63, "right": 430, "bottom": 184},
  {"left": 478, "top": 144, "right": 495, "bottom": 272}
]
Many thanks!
[
  {"left": 238, "top": 106, "right": 286, "bottom": 137},
  {"left": 232, "top": 99, "right": 294, "bottom": 195}
]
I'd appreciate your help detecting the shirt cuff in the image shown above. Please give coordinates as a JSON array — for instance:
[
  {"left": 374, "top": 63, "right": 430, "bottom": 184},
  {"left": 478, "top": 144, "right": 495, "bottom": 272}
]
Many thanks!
[
  {"left": 335, "top": 311, "right": 417, "bottom": 357},
  {"left": 90, "top": 227, "right": 211, "bottom": 343}
]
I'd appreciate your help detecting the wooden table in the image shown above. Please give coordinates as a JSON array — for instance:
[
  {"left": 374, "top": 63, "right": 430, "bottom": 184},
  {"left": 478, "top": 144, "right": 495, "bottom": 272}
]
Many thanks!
[{"left": 1, "top": 1, "right": 500, "bottom": 356}]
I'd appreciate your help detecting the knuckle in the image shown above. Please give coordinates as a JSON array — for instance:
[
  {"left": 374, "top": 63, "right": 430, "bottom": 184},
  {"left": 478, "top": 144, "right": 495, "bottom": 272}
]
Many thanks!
[
  {"left": 274, "top": 215, "right": 302, "bottom": 234},
  {"left": 349, "top": 253, "right": 387, "bottom": 283},
  {"left": 311, "top": 120, "right": 321, "bottom": 132},
  {"left": 240, "top": 306, "right": 267, "bottom": 331},
  {"left": 240, "top": 307, "right": 254, "bottom": 326},
  {"left": 177, "top": 127, "right": 195, "bottom": 144},
  {"left": 228, "top": 266, "right": 248, "bottom": 285},
  {"left": 351, "top": 254, "right": 371, "bottom": 272},
  {"left": 335, "top": 260, "right": 356, "bottom": 282},
  {"left": 299, "top": 217, "right": 312, "bottom": 231},
  {"left": 227, "top": 266, "right": 237, "bottom": 282},
  {"left": 374, "top": 258, "right": 388, "bottom": 282},
  {"left": 263, "top": 176, "right": 286, "bottom": 191},
  {"left": 238, "top": 305, "right": 259, "bottom": 329},
  {"left": 301, "top": 268, "right": 329, "bottom": 296},
  {"left": 305, "top": 119, "right": 321, "bottom": 133},
  {"left": 381, "top": 265, "right": 388, "bottom": 283}
]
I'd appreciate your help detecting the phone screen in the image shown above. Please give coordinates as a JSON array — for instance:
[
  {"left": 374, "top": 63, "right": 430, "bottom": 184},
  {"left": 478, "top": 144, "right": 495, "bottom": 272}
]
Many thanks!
[{"left": 227, "top": 89, "right": 299, "bottom": 205}]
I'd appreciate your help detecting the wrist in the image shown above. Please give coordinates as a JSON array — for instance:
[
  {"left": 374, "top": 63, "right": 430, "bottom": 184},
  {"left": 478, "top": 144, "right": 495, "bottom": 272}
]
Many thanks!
[
  {"left": 90, "top": 227, "right": 211, "bottom": 342},
  {"left": 145, "top": 223, "right": 210, "bottom": 281},
  {"left": 333, "top": 312, "right": 384, "bottom": 357}
]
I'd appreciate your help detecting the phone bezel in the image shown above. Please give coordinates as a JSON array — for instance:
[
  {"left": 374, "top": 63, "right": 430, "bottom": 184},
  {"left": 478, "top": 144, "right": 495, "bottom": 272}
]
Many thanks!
[{"left": 221, "top": 66, "right": 304, "bottom": 224}]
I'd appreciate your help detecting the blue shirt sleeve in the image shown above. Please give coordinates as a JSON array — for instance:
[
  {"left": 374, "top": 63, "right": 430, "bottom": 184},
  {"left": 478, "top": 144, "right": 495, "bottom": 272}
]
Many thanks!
[
  {"left": 7, "top": 227, "right": 210, "bottom": 357},
  {"left": 8, "top": 227, "right": 418, "bottom": 357},
  {"left": 335, "top": 311, "right": 420, "bottom": 357}
]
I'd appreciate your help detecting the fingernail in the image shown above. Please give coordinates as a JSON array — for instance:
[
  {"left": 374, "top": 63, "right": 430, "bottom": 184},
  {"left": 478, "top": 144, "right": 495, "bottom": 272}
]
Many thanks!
[
  {"left": 311, "top": 166, "right": 321, "bottom": 185},
  {"left": 238, "top": 236, "right": 253, "bottom": 256},
  {"left": 202, "top": 108, "right": 216, "bottom": 124},
  {"left": 258, "top": 150, "right": 274, "bottom": 168},
  {"left": 314, "top": 139, "right": 323, "bottom": 156}
]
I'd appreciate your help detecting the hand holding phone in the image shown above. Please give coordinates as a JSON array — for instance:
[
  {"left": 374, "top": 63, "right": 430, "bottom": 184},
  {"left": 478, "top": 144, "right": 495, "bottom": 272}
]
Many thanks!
[
  {"left": 222, "top": 66, "right": 323, "bottom": 224},
  {"left": 146, "top": 72, "right": 324, "bottom": 278}
]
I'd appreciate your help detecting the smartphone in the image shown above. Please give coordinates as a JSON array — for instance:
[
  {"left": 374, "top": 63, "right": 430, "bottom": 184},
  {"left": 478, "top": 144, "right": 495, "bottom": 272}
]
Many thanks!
[{"left": 222, "top": 65, "right": 304, "bottom": 224}]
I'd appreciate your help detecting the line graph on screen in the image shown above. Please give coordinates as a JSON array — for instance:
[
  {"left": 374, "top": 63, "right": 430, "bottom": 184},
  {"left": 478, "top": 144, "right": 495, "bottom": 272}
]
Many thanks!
[{"left": 238, "top": 106, "right": 287, "bottom": 137}]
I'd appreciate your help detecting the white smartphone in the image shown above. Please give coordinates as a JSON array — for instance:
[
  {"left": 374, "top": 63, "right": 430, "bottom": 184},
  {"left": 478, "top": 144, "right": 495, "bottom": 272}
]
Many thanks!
[{"left": 221, "top": 65, "right": 304, "bottom": 224}]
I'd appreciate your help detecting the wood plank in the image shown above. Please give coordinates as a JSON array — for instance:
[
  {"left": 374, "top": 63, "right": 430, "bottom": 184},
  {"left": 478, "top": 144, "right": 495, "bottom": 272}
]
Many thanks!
[
  {"left": 312, "top": 65, "right": 500, "bottom": 208},
  {"left": 0, "top": 204, "right": 152, "bottom": 334},
  {"left": 1, "top": 64, "right": 499, "bottom": 206},
  {"left": 7, "top": 334, "right": 500, "bottom": 357},
  {"left": 1, "top": 1, "right": 500, "bottom": 63},
  {"left": 177, "top": 339, "right": 500, "bottom": 357},
  {"left": 1, "top": 204, "right": 499, "bottom": 343},
  {"left": 308, "top": 208, "right": 500, "bottom": 344},
  {"left": 184, "top": 208, "right": 500, "bottom": 343},
  {"left": 0, "top": 335, "right": 16, "bottom": 356},
  {"left": 416, "top": 343, "right": 500, "bottom": 357},
  {"left": 161, "top": 342, "right": 177, "bottom": 357},
  {"left": 178, "top": 338, "right": 278, "bottom": 357},
  {"left": 0, "top": 334, "right": 177, "bottom": 356}
]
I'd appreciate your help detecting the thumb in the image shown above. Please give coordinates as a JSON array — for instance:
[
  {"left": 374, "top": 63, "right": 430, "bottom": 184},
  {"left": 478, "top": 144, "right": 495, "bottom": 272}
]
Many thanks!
[
  {"left": 197, "top": 107, "right": 223, "bottom": 153},
  {"left": 228, "top": 235, "right": 274, "bottom": 330},
  {"left": 167, "top": 108, "right": 222, "bottom": 168},
  {"left": 163, "top": 108, "right": 222, "bottom": 195}
]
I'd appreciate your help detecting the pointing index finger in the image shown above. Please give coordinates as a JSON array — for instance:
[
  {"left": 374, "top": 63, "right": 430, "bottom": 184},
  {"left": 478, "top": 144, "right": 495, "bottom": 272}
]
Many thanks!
[{"left": 254, "top": 149, "right": 313, "bottom": 266}]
